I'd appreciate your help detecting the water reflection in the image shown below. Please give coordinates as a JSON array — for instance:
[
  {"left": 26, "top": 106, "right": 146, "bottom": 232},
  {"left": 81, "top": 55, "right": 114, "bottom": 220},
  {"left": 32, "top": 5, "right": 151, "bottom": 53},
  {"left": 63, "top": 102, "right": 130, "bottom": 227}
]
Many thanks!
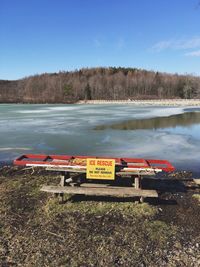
[{"left": 94, "top": 112, "right": 200, "bottom": 130}]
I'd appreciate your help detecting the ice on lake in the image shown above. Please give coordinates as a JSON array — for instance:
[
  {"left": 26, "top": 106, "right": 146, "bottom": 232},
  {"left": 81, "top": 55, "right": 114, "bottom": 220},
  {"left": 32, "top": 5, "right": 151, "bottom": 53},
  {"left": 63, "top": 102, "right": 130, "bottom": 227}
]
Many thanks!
[{"left": 0, "top": 104, "right": 200, "bottom": 175}]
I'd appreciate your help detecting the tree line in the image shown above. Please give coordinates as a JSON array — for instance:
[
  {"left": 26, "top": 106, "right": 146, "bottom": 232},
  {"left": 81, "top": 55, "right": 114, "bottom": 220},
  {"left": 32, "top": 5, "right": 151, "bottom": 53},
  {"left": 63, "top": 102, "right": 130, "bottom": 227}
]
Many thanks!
[{"left": 0, "top": 67, "right": 200, "bottom": 103}]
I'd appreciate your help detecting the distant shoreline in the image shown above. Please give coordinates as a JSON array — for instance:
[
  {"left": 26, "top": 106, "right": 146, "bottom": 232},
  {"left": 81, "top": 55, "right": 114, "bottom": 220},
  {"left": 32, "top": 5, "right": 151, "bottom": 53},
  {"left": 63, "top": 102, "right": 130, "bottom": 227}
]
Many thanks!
[
  {"left": 0, "top": 99, "right": 200, "bottom": 106},
  {"left": 76, "top": 99, "right": 200, "bottom": 106}
]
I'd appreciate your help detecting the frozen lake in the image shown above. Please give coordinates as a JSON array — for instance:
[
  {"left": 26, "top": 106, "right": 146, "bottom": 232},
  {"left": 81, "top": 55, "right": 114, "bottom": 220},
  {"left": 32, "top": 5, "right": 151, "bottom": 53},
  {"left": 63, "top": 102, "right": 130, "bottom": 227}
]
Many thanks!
[{"left": 0, "top": 104, "right": 200, "bottom": 175}]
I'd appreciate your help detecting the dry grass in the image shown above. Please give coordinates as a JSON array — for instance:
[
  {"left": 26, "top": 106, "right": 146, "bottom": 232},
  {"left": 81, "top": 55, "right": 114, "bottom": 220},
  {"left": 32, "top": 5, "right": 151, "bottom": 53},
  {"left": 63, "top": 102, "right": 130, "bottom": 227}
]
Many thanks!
[
  {"left": 0, "top": 166, "right": 199, "bottom": 266},
  {"left": 193, "top": 194, "right": 200, "bottom": 204}
]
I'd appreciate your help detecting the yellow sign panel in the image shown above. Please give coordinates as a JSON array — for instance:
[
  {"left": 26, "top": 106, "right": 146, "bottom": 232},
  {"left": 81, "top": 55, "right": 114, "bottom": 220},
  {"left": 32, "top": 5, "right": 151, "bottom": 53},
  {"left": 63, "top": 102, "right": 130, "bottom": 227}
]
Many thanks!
[{"left": 86, "top": 158, "right": 115, "bottom": 180}]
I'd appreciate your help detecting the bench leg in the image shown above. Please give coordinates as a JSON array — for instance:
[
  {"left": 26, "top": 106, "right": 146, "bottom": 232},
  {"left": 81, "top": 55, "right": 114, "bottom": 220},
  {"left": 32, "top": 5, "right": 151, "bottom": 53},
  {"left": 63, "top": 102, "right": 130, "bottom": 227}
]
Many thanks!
[
  {"left": 134, "top": 176, "right": 145, "bottom": 203},
  {"left": 60, "top": 172, "right": 70, "bottom": 186},
  {"left": 135, "top": 176, "right": 142, "bottom": 189},
  {"left": 140, "top": 196, "right": 144, "bottom": 203},
  {"left": 59, "top": 193, "right": 64, "bottom": 203},
  {"left": 59, "top": 172, "right": 70, "bottom": 203}
]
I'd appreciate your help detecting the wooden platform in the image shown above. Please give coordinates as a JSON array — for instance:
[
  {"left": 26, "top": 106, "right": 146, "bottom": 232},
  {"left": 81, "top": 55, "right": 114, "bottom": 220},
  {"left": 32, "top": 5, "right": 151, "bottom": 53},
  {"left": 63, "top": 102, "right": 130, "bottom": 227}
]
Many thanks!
[{"left": 41, "top": 185, "right": 158, "bottom": 198}]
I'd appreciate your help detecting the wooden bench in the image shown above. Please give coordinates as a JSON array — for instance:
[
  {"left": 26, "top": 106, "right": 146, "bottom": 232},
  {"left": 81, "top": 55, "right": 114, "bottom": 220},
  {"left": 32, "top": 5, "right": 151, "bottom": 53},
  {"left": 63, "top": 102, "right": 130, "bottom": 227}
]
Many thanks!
[
  {"left": 40, "top": 167, "right": 159, "bottom": 203},
  {"left": 41, "top": 184, "right": 158, "bottom": 198}
]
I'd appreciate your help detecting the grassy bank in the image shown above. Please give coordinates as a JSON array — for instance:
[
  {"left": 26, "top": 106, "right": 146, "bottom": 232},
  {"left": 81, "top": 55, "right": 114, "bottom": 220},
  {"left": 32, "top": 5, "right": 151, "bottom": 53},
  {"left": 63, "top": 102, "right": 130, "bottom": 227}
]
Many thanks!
[{"left": 0, "top": 166, "right": 200, "bottom": 266}]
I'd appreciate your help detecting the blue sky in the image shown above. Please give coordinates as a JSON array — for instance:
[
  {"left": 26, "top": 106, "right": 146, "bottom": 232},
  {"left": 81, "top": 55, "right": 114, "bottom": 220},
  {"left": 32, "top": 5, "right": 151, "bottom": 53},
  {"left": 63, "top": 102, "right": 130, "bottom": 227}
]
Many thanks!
[{"left": 1, "top": 0, "right": 200, "bottom": 80}]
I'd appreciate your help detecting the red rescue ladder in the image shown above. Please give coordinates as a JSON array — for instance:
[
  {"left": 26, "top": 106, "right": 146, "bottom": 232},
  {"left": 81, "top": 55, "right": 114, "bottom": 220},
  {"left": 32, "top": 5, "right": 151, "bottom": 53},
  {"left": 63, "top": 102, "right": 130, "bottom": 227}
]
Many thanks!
[{"left": 14, "top": 154, "right": 175, "bottom": 173}]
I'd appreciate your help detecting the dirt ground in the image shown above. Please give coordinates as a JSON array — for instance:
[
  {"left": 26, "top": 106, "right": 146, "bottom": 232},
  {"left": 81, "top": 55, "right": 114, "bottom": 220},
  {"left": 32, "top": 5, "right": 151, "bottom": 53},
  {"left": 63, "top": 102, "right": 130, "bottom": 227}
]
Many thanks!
[{"left": 0, "top": 166, "right": 200, "bottom": 267}]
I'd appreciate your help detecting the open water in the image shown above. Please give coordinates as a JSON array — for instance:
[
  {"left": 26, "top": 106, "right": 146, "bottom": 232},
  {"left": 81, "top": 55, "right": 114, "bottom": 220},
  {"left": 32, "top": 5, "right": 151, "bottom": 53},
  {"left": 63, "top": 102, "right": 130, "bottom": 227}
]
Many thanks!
[{"left": 0, "top": 104, "right": 200, "bottom": 175}]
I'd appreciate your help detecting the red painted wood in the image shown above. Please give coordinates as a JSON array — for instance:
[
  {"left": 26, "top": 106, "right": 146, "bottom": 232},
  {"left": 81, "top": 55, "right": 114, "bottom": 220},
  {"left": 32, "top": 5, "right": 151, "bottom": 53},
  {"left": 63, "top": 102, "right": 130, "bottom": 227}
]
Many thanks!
[{"left": 13, "top": 154, "right": 175, "bottom": 172}]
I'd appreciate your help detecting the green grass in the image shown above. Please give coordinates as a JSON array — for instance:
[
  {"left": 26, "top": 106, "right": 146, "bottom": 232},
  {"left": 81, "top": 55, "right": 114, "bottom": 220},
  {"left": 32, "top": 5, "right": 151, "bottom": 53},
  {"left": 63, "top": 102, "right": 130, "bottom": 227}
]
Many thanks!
[
  {"left": 144, "top": 220, "right": 177, "bottom": 246},
  {"left": 43, "top": 196, "right": 157, "bottom": 218},
  {"left": 1, "top": 168, "right": 198, "bottom": 267},
  {"left": 192, "top": 194, "right": 200, "bottom": 204}
]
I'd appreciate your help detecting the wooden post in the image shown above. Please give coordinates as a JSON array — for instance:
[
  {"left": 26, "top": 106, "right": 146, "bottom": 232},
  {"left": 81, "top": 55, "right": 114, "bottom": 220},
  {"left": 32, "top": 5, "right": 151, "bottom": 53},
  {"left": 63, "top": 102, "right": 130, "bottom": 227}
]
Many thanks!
[
  {"left": 135, "top": 177, "right": 140, "bottom": 189},
  {"left": 135, "top": 176, "right": 145, "bottom": 203},
  {"left": 59, "top": 193, "right": 64, "bottom": 203},
  {"left": 59, "top": 172, "right": 70, "bottom": 202},
  {"left": 140, "top": 196, "right": 144, "bottom": 203},
  {"left": 60, "top": 172, "right": 70, "bottom": 186},
  {"left": 60, "top": 175, "right": 65, "bottom": 187}
]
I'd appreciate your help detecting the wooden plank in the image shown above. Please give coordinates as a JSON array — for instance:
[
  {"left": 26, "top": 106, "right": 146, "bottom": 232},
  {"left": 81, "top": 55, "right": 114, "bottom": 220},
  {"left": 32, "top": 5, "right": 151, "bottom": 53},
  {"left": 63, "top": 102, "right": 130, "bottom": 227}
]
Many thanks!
[
  {"left": 117, "top": 171, "right": 156, "bottom": 176},
  {"left": 41, "top": 185, "right": 158, "bottom": 197},
  {"left": 46, "top": 167, "right": 85, "bottom": 173},
  {"left": 45, "top": 167, "right": 156, "bottom": 176},
  {"left": 80, "top": 183, "right": 135, "bottom": 189}
]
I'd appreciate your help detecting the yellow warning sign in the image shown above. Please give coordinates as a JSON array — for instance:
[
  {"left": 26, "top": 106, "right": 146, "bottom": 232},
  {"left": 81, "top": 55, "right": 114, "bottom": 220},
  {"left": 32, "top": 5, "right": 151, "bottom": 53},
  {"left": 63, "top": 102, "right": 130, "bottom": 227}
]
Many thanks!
[{"left": 86, "top": 158, "right": 115, "bottom": 180}]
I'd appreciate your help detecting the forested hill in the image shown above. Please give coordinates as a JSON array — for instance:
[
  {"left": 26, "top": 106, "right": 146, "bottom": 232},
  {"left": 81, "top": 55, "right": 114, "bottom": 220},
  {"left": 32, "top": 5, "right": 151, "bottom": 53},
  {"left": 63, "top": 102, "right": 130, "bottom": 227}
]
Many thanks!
[{"left": 0, "top": 67, "right": 200, "bottom": 103}]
